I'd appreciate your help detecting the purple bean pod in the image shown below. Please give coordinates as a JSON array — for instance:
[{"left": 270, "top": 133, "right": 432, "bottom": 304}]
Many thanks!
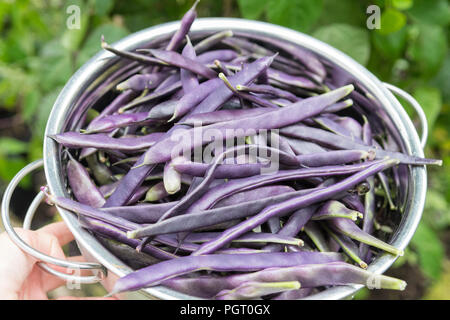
[
  {"left": 141, "top": 85, "right": 354, "bottom": 166},
  {"left": 186, "top": 160, "right": 383, "bottom": 213},
  {"left": 145, "top": 181, "right": 170, "bottom": 202},
  {"left": 314, "top": 116, "right": 365, "bottom": 144},
  {"left": 183, "top": 55, "right": 276, "bottom": 116},
  {"left": 163, "top": 160, "right": 182, "bottom": 195},
  {"left": 118, "top": 79, "right": 182, "bottom": 113},
  {"left": 180, "top": 38, "right": 199, "bottom": 93},
  {"left": 126, "top": 185, "right": 150, "bottom": 205},
  {"left": 85, "top": 154, "right": 116, "bottom": 185},
  {"left": 224, "top": 261, "right": 406, "bottom": 292},
  {"left": 127, "top": 187, "right": 324, "bottom": 237},
  {"left": 178, "top": 108, "right": 270, "bottom": 126},
  {"left": 235, "top": 32, "right": 327, "bottom": 80},
  {"left": 323, "top": 224, "right": 368, "bottom": 268},
  {"left": 214, "top": 185, "right": 294, "bottom": 208},
  {"left": 218, "top": 72, "right": 280, "bottom": 109},
  {"left": 80, "top": 112, "right": 161, "bottom": 134},
  {"left": 49, "top": 131, "right": 164, "bottom": 152},
  {"left": 272, "top": 288, "right": 314, "bottom": 300},
  {"left": 116, "top": 72, "right": 169, "bottom": 92},
  {"left": 267, "top": 68, "right": 320, "bottom": 91},
  {"left": 360, "top": 119, "right": 376, "bottom": 261},
  {"left": 182, "top": 232, "right": 303, "bottom": 247},
  {"left": 303, "top": 221, "right": 331, "bottom": 252},
  {"left": 196, "top": 49, "right": 239, "bottom": 64},
  {"left": 263, "top": 205, "right": 319, "bottom": 253},
  {"left": 191, "top": 159, "right": 399, "bottom": 255},
  {"left": 283, "top": 136, "right": 328, "bottom": 155},
  {"left": 101, "top": 202, "right": 177, "bottom": 223},
  {"left": 280, "top": 123, "right": 442, "bottom": 166},
  {"left": 66, "top": 154, "right": 105, "bottom": 208},
  {"left": 297, "top": 150, "right": 374, "bottom": 167},
  {"left": 193, "top": 30, "right": 234, "bottom": 54},
  {"left": 43, "top": 189, "right": 139, "bottom": 232},
  {"left": 236, "top": 84, "right": 300, "bottom": 102},
  {"left": 327, "top": 217, "right": 404, "bottom": 256},
  {"left": 158, "top": 144, "right": 298, "bottom": 222},
  {"left": 101, "top": 38, "right": 168, "bottom": 66},
  {"left": 312, "top": 200, "right": 363, "bottom": 221},
  {"left": 214, "top": 281, "right": 301, "bottom": 300},
  {"left": 103, "top": 57, "right": 278, "bottom": 207},
  {"left": 146, "top": 49, "right": 217, "bottom": 79},
  {"left": 111, "top": 251, "right": 344, "bottom": 294},
  {"left": 165, "top": 0, "right": 199, "bottom": 52},
  {"left": 79, "top": 216, "right": 177, "bottom": 261}
]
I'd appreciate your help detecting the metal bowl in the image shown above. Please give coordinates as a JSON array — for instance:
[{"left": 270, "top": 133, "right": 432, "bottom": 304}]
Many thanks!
[{"left": 2, "top": 18, "right": 427, "bottom": 300}]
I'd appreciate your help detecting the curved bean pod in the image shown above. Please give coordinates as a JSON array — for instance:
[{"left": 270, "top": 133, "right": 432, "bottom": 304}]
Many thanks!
[{"left": 111, "top": 251, "right": 344, "bottom": 294}]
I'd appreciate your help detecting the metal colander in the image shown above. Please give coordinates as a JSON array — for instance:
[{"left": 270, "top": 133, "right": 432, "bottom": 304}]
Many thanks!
[{"left": 2, "top": 18, "right": 428, "bottom": 300}]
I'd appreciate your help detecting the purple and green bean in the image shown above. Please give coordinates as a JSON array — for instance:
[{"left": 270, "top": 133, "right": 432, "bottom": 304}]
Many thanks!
[{"left": 44, "top": 1, "right": 442, "bottom": 300}]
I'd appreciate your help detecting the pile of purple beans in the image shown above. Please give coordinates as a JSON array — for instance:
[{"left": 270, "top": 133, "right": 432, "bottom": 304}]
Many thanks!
[{"left": 45, "top": 1, "right": 442, "bottom": 299}]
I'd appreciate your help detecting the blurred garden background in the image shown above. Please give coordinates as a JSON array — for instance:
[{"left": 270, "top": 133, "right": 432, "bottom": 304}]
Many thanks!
[{"left": 0, "top": 0, "right": 448, "bottom": 299}]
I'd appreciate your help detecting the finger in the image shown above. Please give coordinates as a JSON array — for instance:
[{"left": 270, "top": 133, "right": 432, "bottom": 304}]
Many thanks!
[
  {"left": 32, "top": 232, "right": 70, "bottom": 293},
  {"left": 67, "top": 255, "right": 86, "bottom": 263},
  {"left": 0, "top": 229, "right": 66, "bottom": 298},
  {"left": 0, "top": 230, "right": 31, "bottom": 299},
  {"left": 42, "top": 255, "right": 99, "bottom": 292},
  {"left": 38, "top": 221, "right": 74, "bottom": 247},
  {"left": 12, "top": 229, "right": 74, "bottom": 294}
]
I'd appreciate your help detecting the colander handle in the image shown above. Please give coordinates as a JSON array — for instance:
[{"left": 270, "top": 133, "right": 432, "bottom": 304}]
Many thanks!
[
  {"left": 1, "top": 159, "right": 106, "bottom": 285},
  {"left": 384, "top": 83, "right": 428, "bottom": 149}
]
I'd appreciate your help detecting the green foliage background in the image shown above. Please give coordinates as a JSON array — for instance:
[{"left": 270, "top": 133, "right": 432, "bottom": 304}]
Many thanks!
[{"left": 0, "top": 0, "right": 448, "bottom": 299}]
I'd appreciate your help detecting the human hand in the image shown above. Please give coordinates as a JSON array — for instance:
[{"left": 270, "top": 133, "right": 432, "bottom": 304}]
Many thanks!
[{"left": 0, "top": 221, "right": 116, "bottom": 300}]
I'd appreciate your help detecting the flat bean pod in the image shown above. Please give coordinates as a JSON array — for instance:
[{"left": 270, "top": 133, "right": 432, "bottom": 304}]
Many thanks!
[{"left": 111, "top": 251, "right": 344, "bottom": 293}]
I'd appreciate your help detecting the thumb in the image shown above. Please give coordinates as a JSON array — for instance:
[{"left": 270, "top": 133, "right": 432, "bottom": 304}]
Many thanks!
[{"left": 0, "top": 228, "right": 66, "bottom": 299}]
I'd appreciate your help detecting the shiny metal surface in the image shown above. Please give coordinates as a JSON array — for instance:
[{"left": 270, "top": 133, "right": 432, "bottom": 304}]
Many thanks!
[
  {"left": 8, "top": 18, "right": 426, "bottom": 300},
  {"left": 383, "top": 82, "right": 428, "bottom": 149},
  {"left": 1, "top": 159, "right": 106, "bottom": 285}
]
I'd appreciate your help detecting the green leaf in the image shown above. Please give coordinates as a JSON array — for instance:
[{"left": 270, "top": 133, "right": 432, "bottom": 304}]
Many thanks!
[
  {"left": 0, "top": 62, "right": 35, "bottom": 110},
  {"left": 392, "top": 0, "right": 414, "bottom": 10},
  {"left": 0, "top": 34, "right": 29, "bottom": 65},
  {"left": 423, "top": 261, "right": 450, "bottom": 300},
  {"left": 423, "top": 190, "right": 450, "bottom": 230},
  {"left": 61, "top": 1, "right": 90, "bottom": 52},
  {"left": 28, "top": 136, "right": 44, "bottom": 162},
  {"left": 22, "top": 90, "right": 41, "bottom": 124},
  {"left": 313, "top": 24, "right": 370, "bottom": 66},
  {"left": 0, "top": 156, "right": 30, "bottom": 188},
  {"left": 91, "top": 0, "right": 115, "bottom": 16},
  {"left": 32, "top": 39, "right": 74, "bottom": 92},
  {"left": 315, "top": 0, "right": 366, "bottom": 27},
  {"left": 0, "top": 137, "right": 28, "bottom": 156},
  {"left": 410, "top": 223, "right": 444, "bottom": 281},
  {"left": 42, "top": 54, "right": 73, "bottom": 92},
  {"left": 267, "top": 0, "right": 323, "bottom": 32},
  {"left": 237, "top": 0, "right": 267, "bottom": 20},
  {"left": 431, "top": 53, "right": 450, "bottom": 104},
  {"left": 406, "top": 23, "right": 447, "bottom": 76},
  {"left": 38, "top": 39, "right": 68, "bottom": 60},
  {"left": 33, "top": 87, "right": 64, "bottom": 139},
  {"left": 413, "top": 86, "right": 442, "bottom": 132},
  {"left": 122, "top": 12, "right": 161, "bottom": 33},
  {"left": 77, "top": 23, "right": 129, "bottom": 67},
  {"left": 377, "top": 8, "right": 407, "bottom": 35},
  {"left": 407, "top": 0, "right": 450, "bottom": 26},
  {"left": 372, "top": 26, "right": 408, "bottom": 59}
]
